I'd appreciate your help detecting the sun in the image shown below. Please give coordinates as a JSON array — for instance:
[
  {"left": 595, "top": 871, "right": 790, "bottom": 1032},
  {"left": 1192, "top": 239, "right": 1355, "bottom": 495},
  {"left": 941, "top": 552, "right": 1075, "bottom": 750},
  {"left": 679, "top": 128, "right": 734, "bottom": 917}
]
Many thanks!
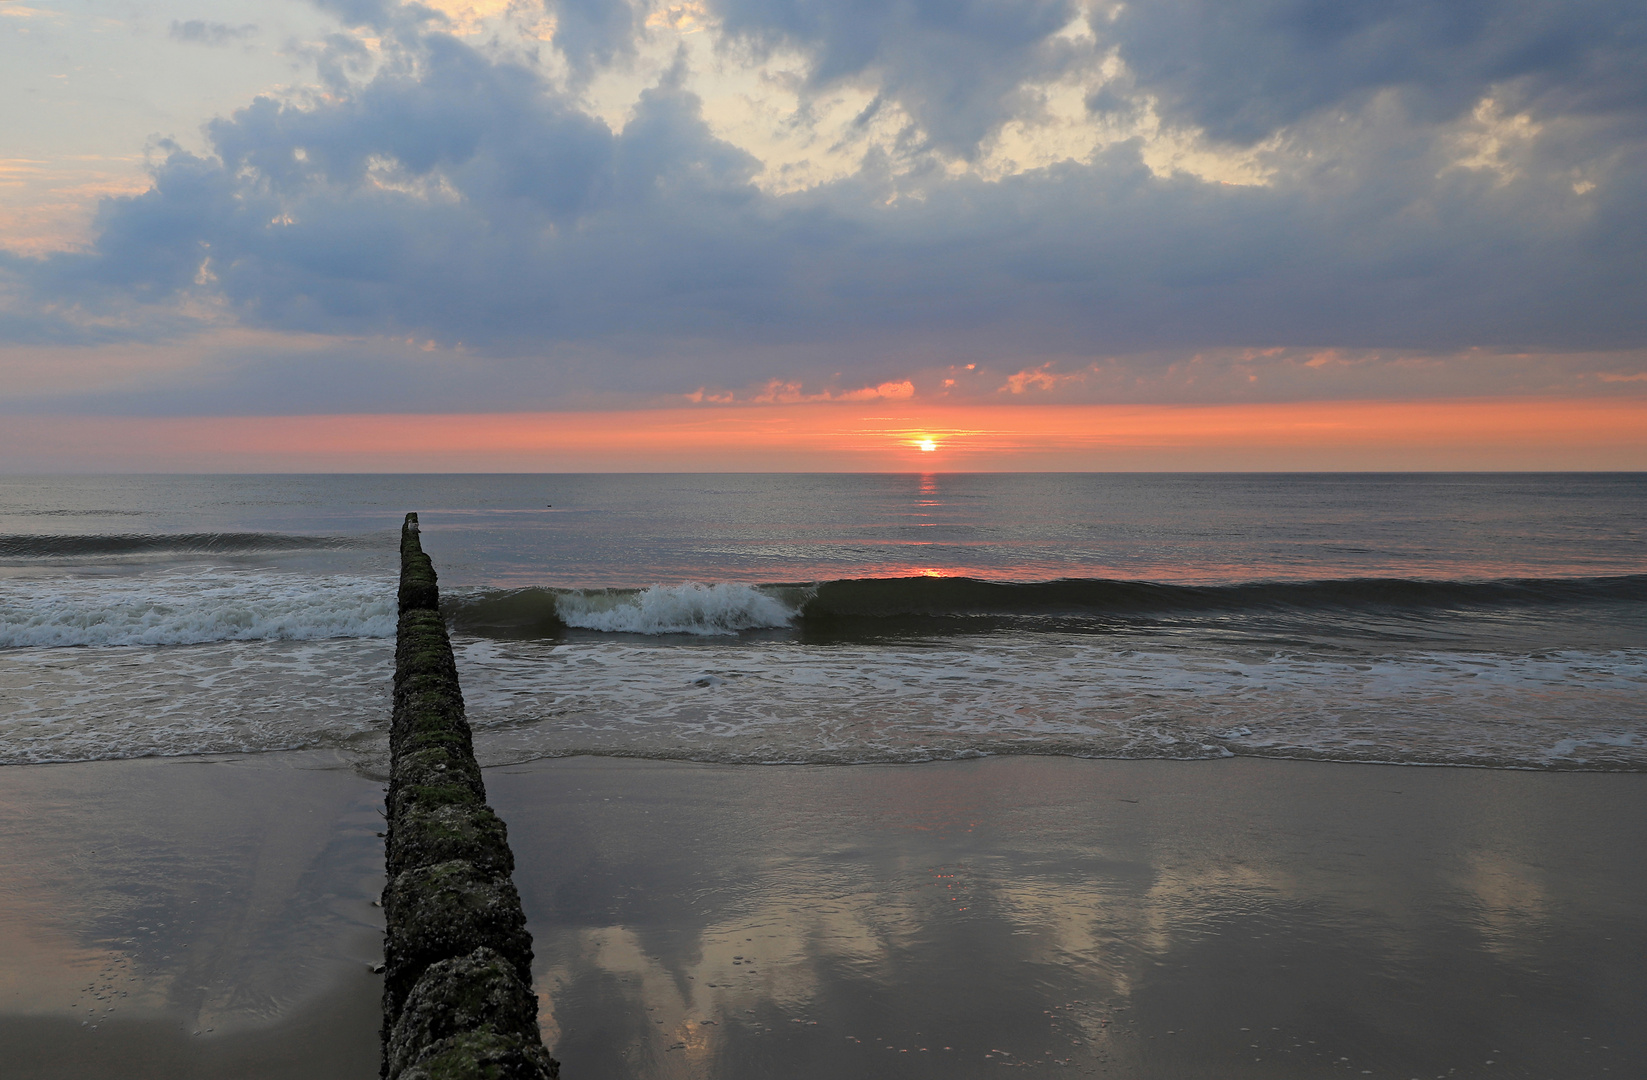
[{"left": 917, "top": 438, "right": 938, "bottom": 452}]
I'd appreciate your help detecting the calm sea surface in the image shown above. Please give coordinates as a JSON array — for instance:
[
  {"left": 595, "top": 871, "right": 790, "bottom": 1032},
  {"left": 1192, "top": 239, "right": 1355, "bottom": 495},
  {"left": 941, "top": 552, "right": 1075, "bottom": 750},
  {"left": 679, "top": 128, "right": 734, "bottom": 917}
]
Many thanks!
[{"left": 1, "top": 473, "right": 1643, "bottom": 770}]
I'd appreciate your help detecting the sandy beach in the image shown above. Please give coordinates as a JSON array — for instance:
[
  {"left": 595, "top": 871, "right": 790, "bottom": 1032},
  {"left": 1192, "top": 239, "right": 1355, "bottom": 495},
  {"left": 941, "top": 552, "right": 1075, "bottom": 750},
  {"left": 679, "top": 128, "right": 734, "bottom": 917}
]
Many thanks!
[{"left": 2, "top": 752, "right": 1643, "bottom": 1078}]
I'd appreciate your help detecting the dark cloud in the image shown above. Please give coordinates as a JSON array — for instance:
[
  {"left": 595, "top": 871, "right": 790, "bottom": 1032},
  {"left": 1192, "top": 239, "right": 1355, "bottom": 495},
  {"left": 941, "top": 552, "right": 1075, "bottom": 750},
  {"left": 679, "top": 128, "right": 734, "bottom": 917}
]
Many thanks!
[
  {"left": 548, "top": 0, "right": 641, "bottom": 79},
  {"left": 710, "top": 0, "right": 1078, "bottom": 156},
  {"left": 169, "top": 20, "right": 260, "bottom": 46},
  {"left": 1107, "top": 0, "right": 1647, "bottom": 146},
  {"left": 3, "top": 0, "right": 1645, "bottom": 410},
  {"left": 309, "top": 0, "right": 423, "bottom": 30}
]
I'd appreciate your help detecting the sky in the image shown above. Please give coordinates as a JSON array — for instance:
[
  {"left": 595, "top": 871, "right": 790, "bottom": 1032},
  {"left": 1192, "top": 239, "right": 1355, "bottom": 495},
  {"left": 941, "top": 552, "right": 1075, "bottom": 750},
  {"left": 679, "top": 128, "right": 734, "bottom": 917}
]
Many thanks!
[{"left": 2, "top": 0, "right": 1645, "bottom": 470}]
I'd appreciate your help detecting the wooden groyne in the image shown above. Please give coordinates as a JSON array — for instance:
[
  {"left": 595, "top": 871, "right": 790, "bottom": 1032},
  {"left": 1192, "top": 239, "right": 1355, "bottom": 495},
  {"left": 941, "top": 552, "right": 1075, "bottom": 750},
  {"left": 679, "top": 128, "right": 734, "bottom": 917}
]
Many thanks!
[{"left": 383, "top": 512, "right": 559, "bottom": 1080}]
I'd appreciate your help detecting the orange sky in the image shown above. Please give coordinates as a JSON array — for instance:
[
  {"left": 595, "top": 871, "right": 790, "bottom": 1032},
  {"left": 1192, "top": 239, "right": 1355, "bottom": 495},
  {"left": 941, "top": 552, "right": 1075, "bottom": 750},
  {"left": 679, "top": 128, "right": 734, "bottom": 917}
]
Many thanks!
[{"left": 2, "top": 397, "right": 1644, "bottom": 471}]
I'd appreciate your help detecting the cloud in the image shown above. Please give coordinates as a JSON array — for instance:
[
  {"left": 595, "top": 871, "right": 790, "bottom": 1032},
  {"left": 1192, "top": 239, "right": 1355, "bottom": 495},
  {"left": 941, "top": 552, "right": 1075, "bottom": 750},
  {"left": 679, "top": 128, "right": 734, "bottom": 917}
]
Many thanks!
[
  {"left": 0, "top": 5, "right": 58, "bottom": 21},
  {"left": 1105, "top": 0, "right": 1647, "bottom": 146},
  {"left": 710, "top": 0, "right": 1082, "bottom": 157},
  {"left": 734, "top": 377, "right": 915, "bottom": 404},
  {"left": 169, "top": 20, "right": 260, "bottom": 46},
  {"left": 2, "top": 0, "right": 1645, "bottom": 414},
  {"left": 551, "top": 0, "right": 642, "bottom": 78}
]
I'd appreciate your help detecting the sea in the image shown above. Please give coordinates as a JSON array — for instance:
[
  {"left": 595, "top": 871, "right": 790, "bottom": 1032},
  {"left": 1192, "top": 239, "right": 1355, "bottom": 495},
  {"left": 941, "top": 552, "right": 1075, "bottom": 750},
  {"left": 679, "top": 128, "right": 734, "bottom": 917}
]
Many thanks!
[{"left": 1, "top": 473, "right": 1643, "bottom": 772}]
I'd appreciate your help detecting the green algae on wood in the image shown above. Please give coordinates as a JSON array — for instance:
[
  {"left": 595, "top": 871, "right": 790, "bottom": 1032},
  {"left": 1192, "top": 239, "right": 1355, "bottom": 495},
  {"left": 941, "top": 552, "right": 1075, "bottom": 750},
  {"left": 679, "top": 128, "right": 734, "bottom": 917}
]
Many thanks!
[
  {"left": 387, "top": 948, "right": 555, "bottom": 1080},
  {"left": 383, "top": 513, "right": 558, "bottom": 1080}
]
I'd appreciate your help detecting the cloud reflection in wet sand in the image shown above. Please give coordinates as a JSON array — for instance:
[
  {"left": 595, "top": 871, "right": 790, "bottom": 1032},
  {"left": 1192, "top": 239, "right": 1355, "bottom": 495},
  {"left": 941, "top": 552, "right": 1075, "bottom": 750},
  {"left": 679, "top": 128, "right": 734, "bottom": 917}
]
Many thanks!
[
  {"left": 494, "top": 756, "right": 1647, "bottom": 1079},
  {"left": 0, "top": 752, "right": 388, "bottom": 1079}
]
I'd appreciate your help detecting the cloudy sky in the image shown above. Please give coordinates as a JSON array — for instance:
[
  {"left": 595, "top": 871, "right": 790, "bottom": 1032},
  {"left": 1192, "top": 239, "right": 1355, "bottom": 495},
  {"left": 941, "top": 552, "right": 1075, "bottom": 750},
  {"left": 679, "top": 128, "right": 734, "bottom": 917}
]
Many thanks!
[{"left": 2, "top": 0, "right": 1645, "bottom": 469}]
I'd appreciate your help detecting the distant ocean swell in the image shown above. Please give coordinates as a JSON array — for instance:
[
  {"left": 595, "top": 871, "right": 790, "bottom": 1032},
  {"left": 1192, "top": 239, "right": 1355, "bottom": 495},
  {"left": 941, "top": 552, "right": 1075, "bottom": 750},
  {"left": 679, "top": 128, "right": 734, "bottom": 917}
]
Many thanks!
[
  {"left": 445, "top": 574, "right": 1647, "bottom": 638},
  {"left": 0, "top": 532, "right": 370, "bottom": 558}
]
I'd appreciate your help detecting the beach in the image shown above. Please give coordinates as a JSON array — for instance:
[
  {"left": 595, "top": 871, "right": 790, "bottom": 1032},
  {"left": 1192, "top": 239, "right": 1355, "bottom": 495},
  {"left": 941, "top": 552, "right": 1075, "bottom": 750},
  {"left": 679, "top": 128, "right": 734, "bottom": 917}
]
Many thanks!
[
  {"left": 3, "top": 751, "right": 1643, "bottom": 1078},
  {"left": 0, "top": 750, "right": 384, "bottom": 1078},
  {"left": 4, "top": 0, "right": 1647, "bottom": 1064},
  {"left": 1, "top": 473, "right": 1643, "bottom": 1076}
]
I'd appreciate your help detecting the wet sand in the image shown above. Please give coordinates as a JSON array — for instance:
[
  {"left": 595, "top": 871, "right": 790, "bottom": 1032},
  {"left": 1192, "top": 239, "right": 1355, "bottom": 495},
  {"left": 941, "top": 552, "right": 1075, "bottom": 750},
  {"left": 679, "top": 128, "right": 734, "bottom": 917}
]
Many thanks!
[
  {"left": 0, "top": 752, "right": 386, "bottom": 1080},
  {"left": 2, "top": 753, "right": 1645, "bottom": 1078},
  {"left": 494, "top": 756, "right": 1647, "bottom": 1080}
]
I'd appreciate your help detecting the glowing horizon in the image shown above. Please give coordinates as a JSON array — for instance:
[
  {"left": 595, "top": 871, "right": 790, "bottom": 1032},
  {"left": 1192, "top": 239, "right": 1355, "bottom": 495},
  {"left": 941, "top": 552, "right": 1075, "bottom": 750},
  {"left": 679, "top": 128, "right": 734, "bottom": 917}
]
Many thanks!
[{"left": 1, "top": 397, "right": 1643, "bottom": 473}]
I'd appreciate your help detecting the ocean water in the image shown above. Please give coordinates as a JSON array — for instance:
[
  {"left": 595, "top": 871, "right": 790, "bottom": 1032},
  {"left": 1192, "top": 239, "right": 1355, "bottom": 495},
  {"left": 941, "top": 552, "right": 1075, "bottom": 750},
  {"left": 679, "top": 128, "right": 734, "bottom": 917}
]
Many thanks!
[{"left": 1, "top": 473, "right": 1643, "bottom": 771}]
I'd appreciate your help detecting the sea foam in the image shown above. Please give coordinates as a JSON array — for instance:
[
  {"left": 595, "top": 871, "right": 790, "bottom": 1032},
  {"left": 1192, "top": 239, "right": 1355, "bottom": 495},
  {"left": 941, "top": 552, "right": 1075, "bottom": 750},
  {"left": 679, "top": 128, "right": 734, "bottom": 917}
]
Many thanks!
[
  {"left": 0, "top": 637, "right": 392, "bottom": 764},
  {"left": 449, "top": 635, "right": 1647, "bottom": 771}
]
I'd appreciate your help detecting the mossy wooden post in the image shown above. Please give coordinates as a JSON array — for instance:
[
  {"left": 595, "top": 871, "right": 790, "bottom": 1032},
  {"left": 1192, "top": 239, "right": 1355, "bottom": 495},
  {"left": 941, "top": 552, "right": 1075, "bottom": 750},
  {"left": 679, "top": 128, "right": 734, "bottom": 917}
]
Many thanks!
[{"left": 384, "top": 512, "right": 560, "bottom": 1080}]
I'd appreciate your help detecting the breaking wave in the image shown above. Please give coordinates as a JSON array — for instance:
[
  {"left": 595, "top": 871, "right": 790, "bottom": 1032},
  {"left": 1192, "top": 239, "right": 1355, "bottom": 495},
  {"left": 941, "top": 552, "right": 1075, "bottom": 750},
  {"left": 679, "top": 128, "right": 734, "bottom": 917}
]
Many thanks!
[
  {"left": 0, "top": 570, "right": 396, "bottom": 648},
  {"left": 553, "top": 583, "right": 801, "bottom": 636}
]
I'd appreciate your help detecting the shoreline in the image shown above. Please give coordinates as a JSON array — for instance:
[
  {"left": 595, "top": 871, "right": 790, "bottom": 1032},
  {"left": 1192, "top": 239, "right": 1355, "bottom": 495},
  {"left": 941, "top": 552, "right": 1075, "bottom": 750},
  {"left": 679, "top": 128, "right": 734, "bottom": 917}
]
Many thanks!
[{"left": 2, "top": 751, "right": 1644, "bottom": 1078}]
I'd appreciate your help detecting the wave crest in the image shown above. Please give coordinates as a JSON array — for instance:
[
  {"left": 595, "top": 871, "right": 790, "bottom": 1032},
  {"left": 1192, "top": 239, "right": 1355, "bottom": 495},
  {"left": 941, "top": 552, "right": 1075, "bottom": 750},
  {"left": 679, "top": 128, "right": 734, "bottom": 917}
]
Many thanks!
[{"left": 554, "top": 583, "right": 801, "bottom": 636}]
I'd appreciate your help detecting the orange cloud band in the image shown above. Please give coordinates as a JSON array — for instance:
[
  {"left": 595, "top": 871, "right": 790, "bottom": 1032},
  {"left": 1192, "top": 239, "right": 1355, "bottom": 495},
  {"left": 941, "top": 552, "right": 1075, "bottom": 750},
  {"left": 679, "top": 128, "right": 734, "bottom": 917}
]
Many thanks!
[{"left": 2, "top": 397, "right": 1645, "bottom": 471}]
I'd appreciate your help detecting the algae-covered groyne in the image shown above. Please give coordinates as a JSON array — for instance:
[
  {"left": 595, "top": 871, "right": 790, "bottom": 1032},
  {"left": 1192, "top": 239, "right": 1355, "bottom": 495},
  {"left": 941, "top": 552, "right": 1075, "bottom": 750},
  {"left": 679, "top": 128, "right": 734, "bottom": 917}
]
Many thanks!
[{"left": 383, "top": 512, "right": 559, "bottom": 1079}]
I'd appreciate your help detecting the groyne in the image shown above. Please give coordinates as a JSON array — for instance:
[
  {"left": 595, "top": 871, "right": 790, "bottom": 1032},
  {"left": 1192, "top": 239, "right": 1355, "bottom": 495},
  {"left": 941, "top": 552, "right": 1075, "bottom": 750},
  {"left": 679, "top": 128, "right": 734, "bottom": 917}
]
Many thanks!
[{"left": 383, "top": 512, "right": 559, "bottom": 1079}]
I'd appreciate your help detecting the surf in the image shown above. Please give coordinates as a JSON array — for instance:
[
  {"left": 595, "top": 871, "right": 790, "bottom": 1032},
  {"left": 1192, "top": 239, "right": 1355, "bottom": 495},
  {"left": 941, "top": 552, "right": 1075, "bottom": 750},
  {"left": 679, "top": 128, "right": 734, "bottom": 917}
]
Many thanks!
[{"left": 441, "top": 573, "right": 1647, "bottom": 638}]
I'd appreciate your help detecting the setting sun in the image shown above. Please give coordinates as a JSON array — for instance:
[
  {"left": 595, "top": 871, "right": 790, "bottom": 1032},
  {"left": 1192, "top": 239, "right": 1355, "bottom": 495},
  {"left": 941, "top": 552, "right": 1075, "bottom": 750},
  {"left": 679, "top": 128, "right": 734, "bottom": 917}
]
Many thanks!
[{"left": 917, "top": 438, "right": 938, "bottom": 452}]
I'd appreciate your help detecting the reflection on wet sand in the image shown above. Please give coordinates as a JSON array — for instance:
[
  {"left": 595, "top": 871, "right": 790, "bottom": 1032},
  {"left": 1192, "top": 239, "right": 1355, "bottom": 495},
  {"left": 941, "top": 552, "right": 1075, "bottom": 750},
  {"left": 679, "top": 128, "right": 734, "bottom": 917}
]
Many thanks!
[
  {"left": 0, "top": 752, "right": 385, "bottom": 1079},
  {"left": 492, "top": 756, "right": 1647, "bottom": 1080},
  {"left": 1, "top": 751, "right": 1642, "bottom": 1079}
]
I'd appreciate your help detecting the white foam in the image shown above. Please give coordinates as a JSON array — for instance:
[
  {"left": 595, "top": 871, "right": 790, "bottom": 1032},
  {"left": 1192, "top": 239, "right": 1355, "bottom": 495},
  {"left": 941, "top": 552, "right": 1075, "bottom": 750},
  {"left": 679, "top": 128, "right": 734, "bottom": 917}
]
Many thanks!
[
  {"left": 554, "top": 583, "right": 798, "bottom": 636},
  {"left": 450, "top": 635, "right": 1647, "bottom": 770},
  {"left": 0, "top": 570, "right": 396, "bottom": 648},
  {"left": 0, "top": 637, "right": 392, "bottom": 765}
]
